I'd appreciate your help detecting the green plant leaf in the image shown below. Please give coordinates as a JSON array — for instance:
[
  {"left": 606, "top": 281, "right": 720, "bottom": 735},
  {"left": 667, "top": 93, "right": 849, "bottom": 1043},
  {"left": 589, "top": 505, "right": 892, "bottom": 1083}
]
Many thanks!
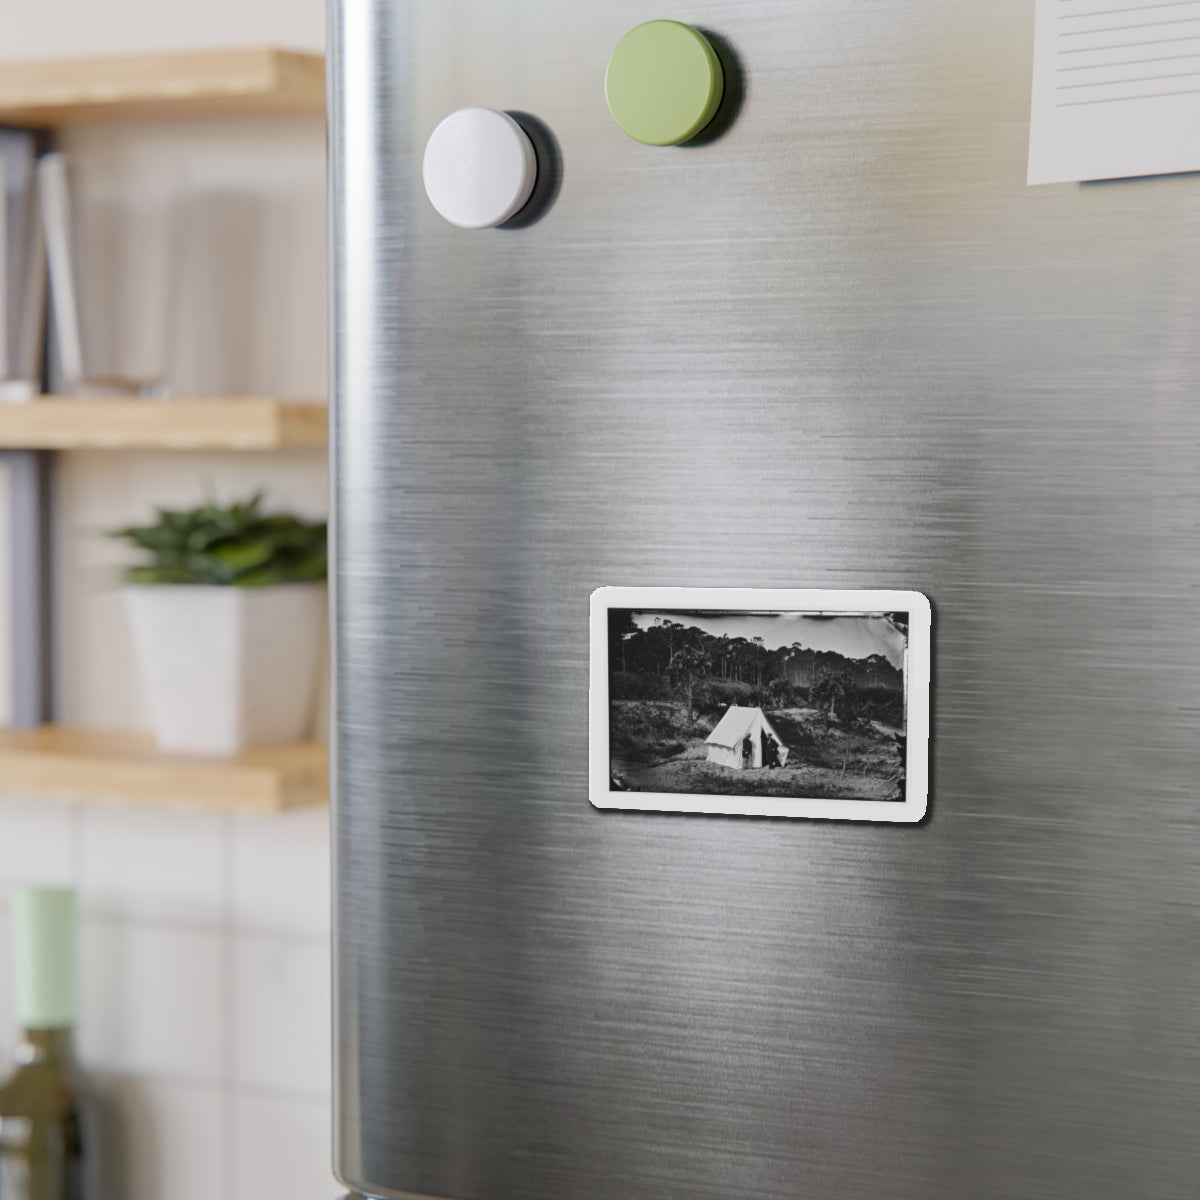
[
  {"left": 124, "top": 564, "right": 207, "bottom": 585},
  {"left": 210, "top": 537, "right": 276, "bottom": 574},
  {"left": 233, "top": 564, "right": 290, "bottom": 587},
  {"left": 111, "top": 495, "right": 327, "bottom": 588}
]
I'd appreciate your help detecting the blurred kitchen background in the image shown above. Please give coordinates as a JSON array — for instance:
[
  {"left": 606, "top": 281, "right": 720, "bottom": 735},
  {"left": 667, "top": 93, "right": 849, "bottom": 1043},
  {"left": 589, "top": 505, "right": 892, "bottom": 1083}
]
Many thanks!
[{"left": 0, "top": 0, "right": 333, "bottom": 1197}]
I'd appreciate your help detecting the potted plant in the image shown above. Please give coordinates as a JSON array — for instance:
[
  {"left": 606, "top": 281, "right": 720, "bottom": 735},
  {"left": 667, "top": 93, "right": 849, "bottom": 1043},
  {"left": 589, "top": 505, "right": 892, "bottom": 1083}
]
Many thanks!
[{"left": 112, "top": 494, "right": 327, "bottom": 756}]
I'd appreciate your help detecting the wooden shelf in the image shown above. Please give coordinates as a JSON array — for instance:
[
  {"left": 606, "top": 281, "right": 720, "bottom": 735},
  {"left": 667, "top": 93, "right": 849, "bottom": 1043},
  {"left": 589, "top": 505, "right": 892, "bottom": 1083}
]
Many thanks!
[
  {"left": 0, "top": 726, "right": 327, "bottom": 813},
  {"left": 0, "top": 397, "right": 327, "bottom": 450},
  {"left": 0, "top": 48, "right": 324, "bottom": 127}
]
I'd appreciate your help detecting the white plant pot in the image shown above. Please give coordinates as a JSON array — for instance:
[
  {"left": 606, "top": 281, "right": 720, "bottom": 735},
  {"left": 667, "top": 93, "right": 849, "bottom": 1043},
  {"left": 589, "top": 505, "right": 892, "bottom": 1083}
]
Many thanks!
[{"left": 124, "top": 583, "right": 326, "bottom": 756}]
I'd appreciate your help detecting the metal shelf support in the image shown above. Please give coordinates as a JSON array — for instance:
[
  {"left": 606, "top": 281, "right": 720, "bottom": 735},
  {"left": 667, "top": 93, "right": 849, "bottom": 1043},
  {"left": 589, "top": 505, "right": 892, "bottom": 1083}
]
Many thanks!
[
  {"left": 2, "top": 126, "right": 53, "bottom": 729},
  {"left": 3, "top": 448, "right": 53, "bottom": 727}
]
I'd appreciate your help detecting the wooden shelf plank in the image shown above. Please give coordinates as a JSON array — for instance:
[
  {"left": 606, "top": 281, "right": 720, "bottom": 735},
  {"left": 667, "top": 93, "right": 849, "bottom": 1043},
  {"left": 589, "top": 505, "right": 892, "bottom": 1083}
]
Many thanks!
[
  {"left": 0, "top": 726, "right": 328, "bottom": 813},
  {"left": 0, "top": 397, "right": 327, "bottom": 450},
  {"left": 0, "top": 48, "right": 325, "bottom": 127}
]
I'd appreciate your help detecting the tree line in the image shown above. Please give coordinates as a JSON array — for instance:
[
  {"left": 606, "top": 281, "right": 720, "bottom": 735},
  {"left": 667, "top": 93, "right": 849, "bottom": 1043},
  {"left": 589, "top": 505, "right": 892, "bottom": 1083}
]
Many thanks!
[{"left": 609, "top": 612, "right": 905, "bottom": 728}]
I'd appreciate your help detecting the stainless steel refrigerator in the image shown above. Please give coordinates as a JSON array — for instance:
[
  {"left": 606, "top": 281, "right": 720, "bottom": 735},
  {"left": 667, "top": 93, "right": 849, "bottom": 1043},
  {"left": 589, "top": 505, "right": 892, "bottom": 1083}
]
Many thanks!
[{"left": 328, "top": 2, "right": 1200, "bottom": 1197}]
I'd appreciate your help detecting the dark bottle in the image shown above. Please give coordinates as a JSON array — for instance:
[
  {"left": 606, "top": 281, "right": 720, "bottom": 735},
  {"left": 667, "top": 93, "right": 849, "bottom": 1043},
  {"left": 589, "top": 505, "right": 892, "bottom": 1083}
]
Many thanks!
[{"left": 0, "top": 888, "right": 88, "bottom": 1200}]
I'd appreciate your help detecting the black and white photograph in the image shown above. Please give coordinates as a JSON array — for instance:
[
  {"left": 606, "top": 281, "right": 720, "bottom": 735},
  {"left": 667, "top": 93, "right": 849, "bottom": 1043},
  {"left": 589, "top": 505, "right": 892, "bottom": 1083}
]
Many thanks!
[{"left": 590, "top": 588, "right": 930, "bottom": 822}]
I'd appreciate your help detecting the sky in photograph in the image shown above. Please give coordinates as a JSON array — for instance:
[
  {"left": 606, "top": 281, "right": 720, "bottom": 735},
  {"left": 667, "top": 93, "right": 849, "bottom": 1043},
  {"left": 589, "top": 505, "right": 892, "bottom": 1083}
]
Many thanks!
[{"left": 631, "top": 611, "right": 906, "bottom": 668}]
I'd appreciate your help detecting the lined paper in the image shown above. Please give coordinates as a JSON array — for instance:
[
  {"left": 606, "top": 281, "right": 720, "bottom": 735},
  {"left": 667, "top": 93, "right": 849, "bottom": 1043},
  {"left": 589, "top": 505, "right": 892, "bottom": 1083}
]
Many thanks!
[{"left": 1028, "top": 0, "right": 1200, "bottom": 183}]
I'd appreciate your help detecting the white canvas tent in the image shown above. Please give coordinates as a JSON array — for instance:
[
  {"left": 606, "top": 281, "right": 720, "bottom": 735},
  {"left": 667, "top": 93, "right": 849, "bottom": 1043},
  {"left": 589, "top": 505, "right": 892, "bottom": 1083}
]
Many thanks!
[{"left": 705, "top": 706, "right": 789, "bottom": 770}]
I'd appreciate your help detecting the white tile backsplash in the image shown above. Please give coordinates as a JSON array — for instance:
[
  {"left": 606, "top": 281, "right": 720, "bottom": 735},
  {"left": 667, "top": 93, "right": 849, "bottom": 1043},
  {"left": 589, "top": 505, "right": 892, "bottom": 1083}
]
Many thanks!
[
  {"left": 233, "top": 934, "right": 330, "bottom": 1098},
  {"left": 0, "top": 908, "right": 11, "bottom": 1061},
  {"left": 232, "top": 805, "right": 330, "bottom": 936},
  {"left": 0, "top": 796, "right": 77, "bottom": 886},
  {"left": 81, "top": 804, "right": 225, "bottom": 924},
  {"left": 0, "top": 810, "right": 334, "bottom": 1199},
  {"left": 232, "top": 1093, "right": 337, "bottom": 1200},
  {"left": 107, "top": 1077, "right": 226, "bottom": 1200},
  {"left": 78, "top": 916, "right": 224, "bottom": 1082}
]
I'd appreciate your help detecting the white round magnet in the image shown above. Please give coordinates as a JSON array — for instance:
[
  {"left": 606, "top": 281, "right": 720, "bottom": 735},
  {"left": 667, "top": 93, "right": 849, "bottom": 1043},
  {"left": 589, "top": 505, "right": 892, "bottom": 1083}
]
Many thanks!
[{"left": 422, "top": 107, "right": 538, "bottom": 230}]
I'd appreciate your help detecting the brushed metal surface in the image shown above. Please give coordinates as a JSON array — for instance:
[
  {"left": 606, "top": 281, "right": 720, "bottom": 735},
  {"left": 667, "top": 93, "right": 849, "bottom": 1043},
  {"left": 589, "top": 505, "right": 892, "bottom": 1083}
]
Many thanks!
[{"left": 330, "top": 2, "right": 1200, "bottom": 1197}]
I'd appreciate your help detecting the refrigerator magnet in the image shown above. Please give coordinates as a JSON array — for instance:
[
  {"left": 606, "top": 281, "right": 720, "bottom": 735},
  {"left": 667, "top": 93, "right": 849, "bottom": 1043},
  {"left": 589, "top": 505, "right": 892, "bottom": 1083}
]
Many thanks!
[{"left": 589, "top": 587, "right": 931, "bottom": 823}]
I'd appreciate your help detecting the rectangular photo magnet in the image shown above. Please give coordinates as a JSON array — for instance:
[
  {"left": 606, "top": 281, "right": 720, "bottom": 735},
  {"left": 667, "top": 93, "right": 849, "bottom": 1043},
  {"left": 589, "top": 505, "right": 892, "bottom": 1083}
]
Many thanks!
[{"left": 589, "top": 587, "right": 931, "bottom": 823}]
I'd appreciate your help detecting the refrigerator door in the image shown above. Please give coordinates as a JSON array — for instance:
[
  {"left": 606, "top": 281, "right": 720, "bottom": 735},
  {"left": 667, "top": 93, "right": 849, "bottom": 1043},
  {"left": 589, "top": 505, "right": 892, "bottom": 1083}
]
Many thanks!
[{"left": 329, "top": 2, "right": 1200, "bottom": 1198}]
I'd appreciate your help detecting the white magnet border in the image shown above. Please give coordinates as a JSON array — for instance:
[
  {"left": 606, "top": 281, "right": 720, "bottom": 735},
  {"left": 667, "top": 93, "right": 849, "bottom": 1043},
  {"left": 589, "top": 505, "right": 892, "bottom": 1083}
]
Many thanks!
[{"left": 589, "top": 586, "right": 931, "bottom": 823}]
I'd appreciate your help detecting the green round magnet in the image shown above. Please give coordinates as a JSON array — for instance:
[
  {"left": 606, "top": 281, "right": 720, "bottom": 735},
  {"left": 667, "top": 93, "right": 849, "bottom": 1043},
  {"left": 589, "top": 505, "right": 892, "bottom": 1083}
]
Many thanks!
[{"left": 605, "top": 20, "right": 724, "bottom": 147}]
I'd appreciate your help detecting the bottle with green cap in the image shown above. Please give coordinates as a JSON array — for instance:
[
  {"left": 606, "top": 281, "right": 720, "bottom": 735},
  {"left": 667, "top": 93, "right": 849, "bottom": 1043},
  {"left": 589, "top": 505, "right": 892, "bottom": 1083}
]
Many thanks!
[{"left": 0, "top": 887, "right": 95, "bottom": 1200}]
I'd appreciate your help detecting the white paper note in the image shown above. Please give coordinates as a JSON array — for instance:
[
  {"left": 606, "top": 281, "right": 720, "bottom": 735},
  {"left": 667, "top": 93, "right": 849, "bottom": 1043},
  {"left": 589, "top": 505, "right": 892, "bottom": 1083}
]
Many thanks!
[{"left": 1028, "top": 0, "right": 1200, "bottom": 184}]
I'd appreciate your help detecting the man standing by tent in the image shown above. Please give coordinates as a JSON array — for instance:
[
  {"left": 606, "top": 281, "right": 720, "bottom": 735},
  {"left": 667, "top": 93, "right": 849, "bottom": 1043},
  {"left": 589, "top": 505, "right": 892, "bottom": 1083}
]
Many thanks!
[
  {"left": 763, "top": 731, "right": 779, "bottom": 769},
  {"left": 742, "top": 735, "right": 753, "bottom": 768}
]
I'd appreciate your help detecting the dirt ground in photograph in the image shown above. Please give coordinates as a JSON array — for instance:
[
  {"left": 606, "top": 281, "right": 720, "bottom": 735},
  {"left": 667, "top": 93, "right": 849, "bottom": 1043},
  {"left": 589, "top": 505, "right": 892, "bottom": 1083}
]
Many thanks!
[{"left": 611, "top": 701, "right": 903, "bottom": 801}]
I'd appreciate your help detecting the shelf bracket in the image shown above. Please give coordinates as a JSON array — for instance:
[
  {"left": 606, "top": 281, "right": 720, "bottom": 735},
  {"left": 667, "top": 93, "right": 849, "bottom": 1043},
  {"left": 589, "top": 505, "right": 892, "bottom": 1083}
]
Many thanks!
[
  {"left": 2, "top": 125, "right": 54, "bottom": 729},
  {"left": 2, "top": 448, "right": 53, "bottom": 727}
]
